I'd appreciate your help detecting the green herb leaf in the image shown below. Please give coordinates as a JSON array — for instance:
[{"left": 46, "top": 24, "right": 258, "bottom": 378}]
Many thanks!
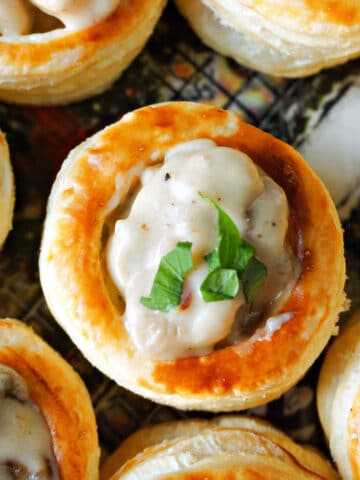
[
  {"left": 232, "top": 241, "right": 255, "bottom": 273},
  {"left": 200, "top": 193, "right": 242, "bottom": 267},
  {"left": 242, "top": 257, "right": 268, "bottom": 305},
  {"left": 204, "top": 250, "right": 221, "bottom": 272},
  {"left": 140, "top": 242, "right": 193, "bottom": 312},
  {"left": 200, "top": 193, "right": 267, "bottom": 305},
  {"left": 200, "top": 268, "right": 239, "bottom": 302}
]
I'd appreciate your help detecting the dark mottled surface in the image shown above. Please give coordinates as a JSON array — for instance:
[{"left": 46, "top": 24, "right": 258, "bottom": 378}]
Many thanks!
[{"left": 0, "top": 2, "right": 359, "bottom": 463}]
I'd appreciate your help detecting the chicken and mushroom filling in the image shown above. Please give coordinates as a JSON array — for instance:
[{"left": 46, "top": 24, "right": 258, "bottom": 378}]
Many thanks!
[
  {"left": 107, "top": 140, "right": 299, "bottom": 360},
  {"left": 0, "top": 0, "right": 120, "bottom": 35},
  {"left": 0, "top": 365, "right": 59, "bottom": 480}
]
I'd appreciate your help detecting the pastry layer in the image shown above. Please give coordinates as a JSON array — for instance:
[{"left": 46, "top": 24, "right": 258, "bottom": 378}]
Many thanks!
[
  {"left": 39, "top": 101, "right": 345, "bottom": 411},
  {"left": 0, "top": 131, "right": 14, "bottom": 249}
]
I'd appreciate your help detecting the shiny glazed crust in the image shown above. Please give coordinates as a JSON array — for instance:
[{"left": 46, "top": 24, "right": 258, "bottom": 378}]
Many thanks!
[
  {"left": 317, "top": 311, "right": 360, "bottom": 480},
  {"left": 101, "top": 416, "right": 338, "bottom": 479},
  {"left": 0, "top": 0, "right": 166, "bottom": 105},
  {"left": 0, "top": 318, "right": 100, "bottom": 479},
  {"left": 39, "top": 101, "right": 345, "bottom": 411},
  {"left": 0, "top": 131, "right": 14, "bottom": 248},
  {"left": 175, "top": 0, "right": 360, "bottom": 77}
]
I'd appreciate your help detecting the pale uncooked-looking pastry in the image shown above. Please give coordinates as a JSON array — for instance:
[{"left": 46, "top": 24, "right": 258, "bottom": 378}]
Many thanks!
[
  {"left": 0, "top": 0, "right": 166, "bottom": 105},
  {"left": 39, "top": 102, "right": 345, "bottom": 411},
  {"left": 317, "top": 310, "right": 360, "bottom": 480},
  {"left": 175, "top": 0, "right": 360, "bottom": 77},
  {"left": 0, "top": 131, "right": 14, "bottom": 248},
  {"left": 100, "top": 416, "right": 338, "bottom": 479},
  {"left": 0, "top": 318, "right": 99, "bottom": 479}
]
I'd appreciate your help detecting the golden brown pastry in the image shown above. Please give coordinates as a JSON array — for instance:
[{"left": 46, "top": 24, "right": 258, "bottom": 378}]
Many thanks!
[
  {"left": 0, "top": 318, "right": 99, "bottom": 479},
  {"left": 317, "top": 310, "right": 360, "bottom": 480},
  {"left": 0, "top": 131, "right": 14, "bottom": 248},
  {"left": 100, "top": 416, "right": 338, "bottom": 480},
  {"left": 39, "top": 101, "right": 345, "bottom": 411},
  {"left": 0, "top": 0, "right": 166, "bottom": 105},
  {"left": 175, "top": 0, "right": 360, "bottom": 77}
]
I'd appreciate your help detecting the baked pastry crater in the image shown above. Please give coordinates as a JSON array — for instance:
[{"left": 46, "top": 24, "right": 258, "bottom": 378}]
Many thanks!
[{"left": 40, "top": 101, "right": 345, "bottom": 411}]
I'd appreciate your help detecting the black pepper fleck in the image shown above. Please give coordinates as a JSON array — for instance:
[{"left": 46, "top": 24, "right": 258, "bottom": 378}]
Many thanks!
[{"left": 165, "top": 172, "right": 171, "bottom": 181}]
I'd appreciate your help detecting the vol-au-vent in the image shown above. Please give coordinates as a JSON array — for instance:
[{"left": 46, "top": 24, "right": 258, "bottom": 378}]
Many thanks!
[
  {"left": 100, "top": 416, "right": 338, "bottom": 480},
  {"left": 175, "top": 0, "right": 360, "bottom": 77},
  {"left": 39, "top": 102, "right": 345, "bottom": 411},
  {"left": 0, "top": 0, "right": 166, "bottom": 105},
  {"left": 0, "top": 318, "right": 99, "bottom": 480},
  {"left": 317, "top": 311, "right": 360, "bottom": 480}
]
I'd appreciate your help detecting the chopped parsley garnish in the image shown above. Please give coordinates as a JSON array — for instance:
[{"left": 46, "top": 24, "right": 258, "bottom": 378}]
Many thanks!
[
  {"left": 140, "top": 195, "right": 267, "bottom": 311},
  {"left": 200, "top": 268, "right": 239, "bottom": 302},
  {"left": 200, "top": 193, "right": 267, "bottom": 304},
  {"left": 140, "top": 242, "right": 193, "bottom": 312}
]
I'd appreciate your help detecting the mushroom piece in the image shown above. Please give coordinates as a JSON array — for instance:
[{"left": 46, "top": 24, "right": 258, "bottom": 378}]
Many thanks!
[
  {"left": 30, "top": 0, "right": 120, "bottom": 29},
  {"left": 0, "top": 365, "right": 59, "bottom": 480}
]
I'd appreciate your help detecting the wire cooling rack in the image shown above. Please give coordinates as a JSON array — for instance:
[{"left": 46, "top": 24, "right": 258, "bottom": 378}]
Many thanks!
[{"left": 0, "top": 2, "right": 359, "bottom": 460}]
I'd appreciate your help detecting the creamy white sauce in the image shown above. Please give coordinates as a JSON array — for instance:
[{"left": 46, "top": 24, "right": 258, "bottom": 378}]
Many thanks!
[
  {"left": 107, "top": 140, "right": 299, "bottom": 360},
  {"left": 0, "top": 365, "right": 59, "bottom": 480},
  {"left": 261, "top": 312, "right": 293, "bottom": 341},
  {"left": 0, "top": 0, "right": 120, "bottom": 36},
  {"left": 31, "top": 0, "right": 120, "bottom": 29},
  {"left": 0, "top": 0, "right": 31, "bottom": 36}
]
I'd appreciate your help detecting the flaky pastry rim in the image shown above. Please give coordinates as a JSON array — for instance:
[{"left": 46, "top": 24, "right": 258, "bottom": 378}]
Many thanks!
[
  {"left": 0, "top": 131, "right": 14, "bottom": 248},
  {"left": 200, "top": 0, "right": 360, "bottom": 45}
]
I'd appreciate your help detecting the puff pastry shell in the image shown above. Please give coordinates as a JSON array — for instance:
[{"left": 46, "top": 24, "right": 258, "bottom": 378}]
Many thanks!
[
  {"left": 0, "top": 318, "right": 99, "bottom": 479},
  {"left": 39, "top": 101, "right": 345, "bottom": 411},
  {"left": 0, "top": 0, "right": 165, "bottom": 105},
  {"left": 175, "top": 0, "right": 360, "bottom": 77},
  {"left": 0, "top": 131, "right": 14, "bottom": 248},
  {"left": 317, "top": 310, "right": 360, "bottom": 480},
  {"left": 100, "top": 416, "right": 338, "bottom": 480}
]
